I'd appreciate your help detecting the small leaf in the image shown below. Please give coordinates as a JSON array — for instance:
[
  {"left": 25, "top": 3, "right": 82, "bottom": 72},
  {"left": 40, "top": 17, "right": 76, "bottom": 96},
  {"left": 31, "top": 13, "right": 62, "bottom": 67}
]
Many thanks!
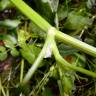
[
  {"left": 4, "top": 36, "right": 16, "bottom": 48},
  {"left": 3, "top": 35, "right": 19, "bottom": 57},
  {"left": 42, "top": 88, "right": 53, "bottom": 96},
  {"left": 46, "top": 0, "right": 59, "bottom": 12},
  {"left": 62, "top": 75, "right": 74, "bottom": 94},
  {"left": 18, "top": 30, "right": 30, "bottom": 45},
  {"left": 29, "top": 22, "right": 46, "bottom": 38},
  {"left": 0, "top": 0, "right": 13, "bottom": 11},
  {"left": 0, "top": 46, "right": 7, "bottom": 61},
  {"left": 57, "top": 4, "right": 68, "bottom": 21},
  {"left": 0, "top": 19, "right": 20, "bottom": 29},
  {"left": 4, "top": 35, "right": 17, "bottom": 50},
  {"left": 64, "top": 11, "right": 93, "bottom": 30},
  {"left": 86, "top": 0, "right": 95, "bottom": 9},
  {"left": 72, "top": 53, "right": 86, "bottom": 67},
  {"left": 58, "top": 44, "right": 79, "bottom": 57},
  {"left": 32, "top": 0, "right": 56, "bottom": 23},
  {"left": 20, "top": 44, "right": 41, "bottom": 64},
  {"left": 11, "top": 48, "right": 19, "bottom": 57}
]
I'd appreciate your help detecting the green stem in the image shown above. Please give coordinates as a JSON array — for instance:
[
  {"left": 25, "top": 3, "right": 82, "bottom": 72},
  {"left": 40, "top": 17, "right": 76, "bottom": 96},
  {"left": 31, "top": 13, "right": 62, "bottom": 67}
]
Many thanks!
[
  {"left": 10, "top": 0, "right": 96, "bottom": 80},
  {"left": 10, "top": 0, "right": 96, "bottom": 57},
  {"left": 22, "top": 41, "right": 47, "bottom": 84},
  {"left": 58, "top": 80, "right": 64, "bottom": 96},
  {"left": 55, "top": 31, "right": 96, "bottom": 57},
  {"left": 20, "top": 59, "right": 24, "bottom": 83},
  {"left": 22, "top": 28, "right": 55, "bottom": 84},
  {"left": 0, "top": 79, "right": 6, "bottom": 96},
  {"left": 52, "top": 39, "right": 96, "bottom": 78},
  {"left": 10, "top": 0, "right": 51, "bottom": 32}
]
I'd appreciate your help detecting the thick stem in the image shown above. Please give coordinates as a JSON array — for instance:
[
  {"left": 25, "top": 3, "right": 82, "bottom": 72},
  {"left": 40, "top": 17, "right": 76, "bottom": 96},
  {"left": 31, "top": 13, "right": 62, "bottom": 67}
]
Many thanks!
[
  {"left": 55, "top": 31, "right": 96, "bottom": 57},
  {"left": 10, "top": 0, "right": 51, "bottom": 32},
  {"left": 10, "top": 0, "right": 96, "bottom": 57},
  {"left": 22, "top": 39, "right": 49, "bottom": 84},
  {"left": 52, "top": 39, "right": 96, "bottom": 78},
  {"left": 22, "top": 27, "right": 55, "bottom": 84}
]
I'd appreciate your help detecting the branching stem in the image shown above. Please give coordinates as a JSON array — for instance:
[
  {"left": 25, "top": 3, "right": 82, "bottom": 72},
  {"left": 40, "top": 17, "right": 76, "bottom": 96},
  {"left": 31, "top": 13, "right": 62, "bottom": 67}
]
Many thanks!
[
  {"left": 52, "top": 39, "right": 96, "bottom": 78},
  {"left": 10, "top": 0, "right": 96, "bottom": 57},
  {"left": 22, "top": 27, "right": 56, "bottom": 84},
  {"left": 10, "top": 0, "right": 96, "bottom": 84}
]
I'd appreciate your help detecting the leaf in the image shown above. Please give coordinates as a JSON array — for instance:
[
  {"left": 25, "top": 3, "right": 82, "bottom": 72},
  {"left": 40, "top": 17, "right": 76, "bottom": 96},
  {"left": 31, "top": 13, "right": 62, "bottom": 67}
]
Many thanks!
[
  {"left": 0, "top": 46, "right": 7, "bottom": 61},
  {"left": 57, "top": 4, "right": 68, "bottom": 21},
  {"left": 86, "top": 0, "right": 95, "bottom": 9},
  {"left": 3, "top": 35, "right": 19, "bottom": 57},
  {"left": 62, "top": 75, "right": 74, "bottom": 95},
  {"left": 42, "top": 88, "right": 53, "bottom": 96},
  {"left": 29, "top": 22, "right": 46, "bottom": 38},
  {"left": 0, "top": 0, "right": 13, "bottom": 11},
  {"left": 43, "top": 0, "right": 59, "bottom": 12},
  {"left": 20, "top": 44, "right": 41, "bottom": 64},
  {"left": 32, "top": 0, "right": 59, "bottom": 23},
  {"left": 58, "top": 44, "right": 79, "bottom": 57},
  {"left": 11, "top": 48, "right": 19, "bottom": 57},
  {"left": 18, "top": 29, "right": 31, "bottom": 46},
  {"left": 64, "top": 11, "right": 93, "bottom": 30},
  {"left": 18, "top": 30, "right": 41, "bottom": 64},
  {"left": 0, "top": 19, "right": 20, "bottom": 29},
  {"left": 4, "top": 35, "right": 17, "bottom": 48},
  {"left": 73, "top": 53, "right": 86, "bottom": 67},
  {"left": 59, "top": 68, "right": 75, "bottom": 95}
]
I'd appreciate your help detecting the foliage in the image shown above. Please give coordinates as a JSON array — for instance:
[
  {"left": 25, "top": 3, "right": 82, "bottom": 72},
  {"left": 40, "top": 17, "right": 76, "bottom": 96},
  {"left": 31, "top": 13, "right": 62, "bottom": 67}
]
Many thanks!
[{"left": 0, "top": 0, "right": 96, "bottom": 96}]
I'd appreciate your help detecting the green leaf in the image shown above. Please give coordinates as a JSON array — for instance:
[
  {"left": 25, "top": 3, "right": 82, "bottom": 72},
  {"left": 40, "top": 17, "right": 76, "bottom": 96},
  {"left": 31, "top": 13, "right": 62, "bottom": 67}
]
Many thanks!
[
  {"left": 58, "top": 44, "right": 79, "bottom": 57},
  {"left": 42, "top": 88, "right": 53, "bottom": 96},
  {"left": 0, "top": 19, "right": 20, "bottom": 29},
  {"left": 11, "top": 48, "right": 19, "bottom": 57},
  {"left": 3, "top": 35, "right": 19, "bottom": 57},
  {"left": 20, "top": 44, "right": 41, "bottom": 64},
  {"left": 59, "top": 68, "right": 75, "bottom": 95},
  {"left": 18, "top": 30, "right": 40, "bottom": 63},
  {"left": 4, "top": 35, "right": 17, "bottom": 48},
  {"left": 29, "top": 22, "right": 46, "bottom": 38},
  {"left": 32, "top": 0, "right": 59, "bottom": 23},
  {"left": 72, "top": 53, "right": 86, "bottom": 68},
  {"left": 64, "top": 11, "right": 93, "bottom": 30},
  {"left": 0, "top": 46, "right": 7, "bottom": 61},
  {"left": 57, "top": 4, "right": 68, "bottom": 21},
  {"left": 62, "top": 75, "right": 74, "bottom": 95},
  {"left": 0, "top": 0, "right": 13, "bottom": 11},
  {"left": 43, "top": 0, "right": 59, "bottom": 12},
  {"left": 86, "top": 0, "right": 95, "bottom": 9},
  {"left": 18, "top": 29, "right": 31, "bottom": 45}
]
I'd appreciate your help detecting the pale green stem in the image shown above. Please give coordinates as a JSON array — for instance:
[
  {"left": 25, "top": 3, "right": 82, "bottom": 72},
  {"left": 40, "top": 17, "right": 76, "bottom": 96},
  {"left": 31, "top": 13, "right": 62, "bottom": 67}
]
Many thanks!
[
  {"left": 52, "top": 39, "right": 96, "bottom": 78},
  {"left": 22, "top": 41, "right": 47, "bottom": 84},
  {"left": 10, "top": 0, "right": 51, "bottom": 32},
  {"left": 22, "top": 28, "right": 55, "bottom": 84},
  {"left": 55, "top": 31, "right": 96, "bottom": 57},
  {"left": 10, "top": 0, "right": 96, "bottom": 80},
  {"left": 58, "top": 80, "right": 64, "bottom": 96},
  {"left": 20, "top": 59, "right": 24, "bottom": 83},
  {"left": 0, "top": 79, "right": 6, "bottom": 96},
  {"left": 10, "top": 0, "right": 96, "bottom": 57}
]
